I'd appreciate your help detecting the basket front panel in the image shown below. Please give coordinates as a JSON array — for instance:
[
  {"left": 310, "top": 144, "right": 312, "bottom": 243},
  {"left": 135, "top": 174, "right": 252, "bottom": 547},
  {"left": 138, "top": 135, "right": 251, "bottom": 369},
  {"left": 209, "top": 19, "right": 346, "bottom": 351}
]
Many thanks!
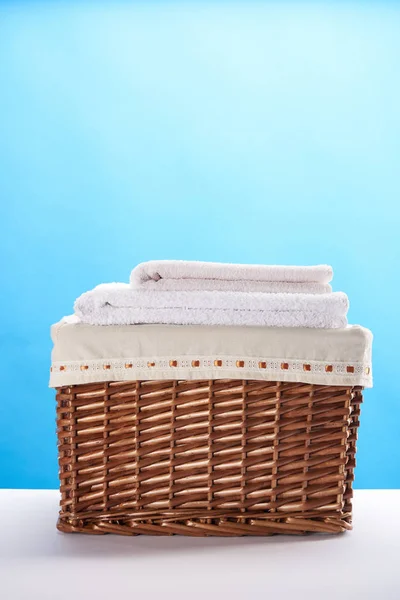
[{"left": 56, "top": 380, "right": 359, "bottom": 533}]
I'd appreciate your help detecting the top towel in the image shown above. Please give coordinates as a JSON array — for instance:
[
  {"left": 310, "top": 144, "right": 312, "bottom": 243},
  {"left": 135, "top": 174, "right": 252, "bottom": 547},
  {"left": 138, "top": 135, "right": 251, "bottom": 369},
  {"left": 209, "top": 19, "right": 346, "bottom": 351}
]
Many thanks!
[{"left": 130, "top": 261, "right": 333, "bottom": 293}]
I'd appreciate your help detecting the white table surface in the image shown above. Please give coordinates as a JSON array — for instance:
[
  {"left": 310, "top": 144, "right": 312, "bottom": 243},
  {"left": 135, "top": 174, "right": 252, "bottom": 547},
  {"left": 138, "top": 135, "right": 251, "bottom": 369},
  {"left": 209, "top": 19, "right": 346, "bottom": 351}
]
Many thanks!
[{"left": 0, "top": 489, "right": 399, "bottom": 600}]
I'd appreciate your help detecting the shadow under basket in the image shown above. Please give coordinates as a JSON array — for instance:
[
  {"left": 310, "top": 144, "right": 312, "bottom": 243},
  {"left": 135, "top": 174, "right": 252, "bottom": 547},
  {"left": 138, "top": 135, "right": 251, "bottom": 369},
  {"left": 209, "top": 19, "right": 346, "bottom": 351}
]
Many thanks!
[{"left": 56, "top": 379, "right": 362, "bottom": 536}]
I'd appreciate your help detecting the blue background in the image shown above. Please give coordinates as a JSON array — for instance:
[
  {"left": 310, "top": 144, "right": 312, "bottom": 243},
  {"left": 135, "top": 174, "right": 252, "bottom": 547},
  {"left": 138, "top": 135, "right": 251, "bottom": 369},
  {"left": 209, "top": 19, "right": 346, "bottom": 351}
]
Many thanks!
[{"left": 0, "top": 1, "right": 399, "bottom": 489}]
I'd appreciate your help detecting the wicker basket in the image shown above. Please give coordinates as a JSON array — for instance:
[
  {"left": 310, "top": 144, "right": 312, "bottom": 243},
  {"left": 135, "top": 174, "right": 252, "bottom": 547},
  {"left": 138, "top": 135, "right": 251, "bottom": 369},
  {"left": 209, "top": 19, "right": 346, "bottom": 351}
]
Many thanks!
[{"left": 56, "top": 379, "right": 362, "bottom": 536}]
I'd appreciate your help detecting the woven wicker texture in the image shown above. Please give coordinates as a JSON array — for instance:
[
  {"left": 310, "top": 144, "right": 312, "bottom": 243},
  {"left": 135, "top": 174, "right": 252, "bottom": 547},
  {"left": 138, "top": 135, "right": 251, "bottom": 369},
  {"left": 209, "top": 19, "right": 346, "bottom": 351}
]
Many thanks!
[{"left": 56, "top": 380, "right": 362, "bottom": 536}]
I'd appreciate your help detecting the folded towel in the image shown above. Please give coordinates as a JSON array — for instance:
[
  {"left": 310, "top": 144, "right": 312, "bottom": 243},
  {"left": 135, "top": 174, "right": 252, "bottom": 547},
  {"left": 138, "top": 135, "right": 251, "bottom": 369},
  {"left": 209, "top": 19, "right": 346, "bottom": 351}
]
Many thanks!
[
  {"left": 75, "top": 284, "right": 348, "bottom": 328},
  {"left": 130, "top": 261, "right": 333, "bottom": 293}
]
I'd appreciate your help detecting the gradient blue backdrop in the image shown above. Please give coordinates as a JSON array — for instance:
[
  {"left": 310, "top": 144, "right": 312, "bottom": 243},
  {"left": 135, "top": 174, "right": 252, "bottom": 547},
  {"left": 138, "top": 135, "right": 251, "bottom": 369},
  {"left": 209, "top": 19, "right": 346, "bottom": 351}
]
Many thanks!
[{"left": 0, "top": 1, "right": 399, "bottom": 489}]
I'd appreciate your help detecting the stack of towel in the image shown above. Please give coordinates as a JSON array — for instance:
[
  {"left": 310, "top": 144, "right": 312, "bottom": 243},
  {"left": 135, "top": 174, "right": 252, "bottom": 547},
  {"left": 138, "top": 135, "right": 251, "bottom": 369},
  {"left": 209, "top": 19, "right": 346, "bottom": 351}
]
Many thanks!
[{"left": 75, "top": 260, "right": 349, "bottom": 329}]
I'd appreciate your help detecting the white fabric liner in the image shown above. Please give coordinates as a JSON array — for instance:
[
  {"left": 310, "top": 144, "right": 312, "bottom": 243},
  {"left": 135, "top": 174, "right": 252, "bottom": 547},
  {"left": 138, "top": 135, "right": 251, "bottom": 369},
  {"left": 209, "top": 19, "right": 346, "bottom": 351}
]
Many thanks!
[{"left": 49, "top": 316, "right": 373, "bottom": 388}]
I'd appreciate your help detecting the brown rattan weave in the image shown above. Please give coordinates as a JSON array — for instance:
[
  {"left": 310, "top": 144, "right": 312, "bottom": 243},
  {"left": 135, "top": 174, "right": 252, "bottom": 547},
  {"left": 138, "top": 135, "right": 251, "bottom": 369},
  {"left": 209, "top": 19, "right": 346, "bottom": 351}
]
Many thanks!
[{"left": 56, "top": 379, "right": 362, "bottom": 536}]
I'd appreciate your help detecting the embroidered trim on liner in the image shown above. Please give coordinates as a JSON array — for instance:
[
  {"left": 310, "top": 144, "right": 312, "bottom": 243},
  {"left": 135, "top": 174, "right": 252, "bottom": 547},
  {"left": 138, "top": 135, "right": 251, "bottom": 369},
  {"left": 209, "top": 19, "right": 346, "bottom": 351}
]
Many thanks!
[{"left": 51, "top": 356, "right": 371, "bottom": 377}]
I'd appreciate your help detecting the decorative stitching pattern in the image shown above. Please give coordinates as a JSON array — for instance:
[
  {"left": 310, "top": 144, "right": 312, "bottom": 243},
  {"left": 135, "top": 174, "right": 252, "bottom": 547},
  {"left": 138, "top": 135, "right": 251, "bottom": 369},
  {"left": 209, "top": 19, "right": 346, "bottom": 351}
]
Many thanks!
[{"left": 51, "top": 356, "right": 371, "bottom": 377}]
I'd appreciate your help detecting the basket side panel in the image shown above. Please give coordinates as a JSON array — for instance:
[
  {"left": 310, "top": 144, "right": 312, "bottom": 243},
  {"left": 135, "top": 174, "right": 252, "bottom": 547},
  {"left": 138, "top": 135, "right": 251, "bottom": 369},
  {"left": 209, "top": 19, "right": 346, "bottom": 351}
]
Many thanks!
[{"left": 343, "top": 387, "right": 363, "bottom": 525}]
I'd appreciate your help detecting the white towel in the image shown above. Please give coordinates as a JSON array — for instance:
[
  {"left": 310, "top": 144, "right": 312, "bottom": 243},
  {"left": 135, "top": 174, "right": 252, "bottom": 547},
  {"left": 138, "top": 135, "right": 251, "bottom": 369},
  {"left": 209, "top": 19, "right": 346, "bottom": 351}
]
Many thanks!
[
  {"left": 130, "top": 261, "right": 333, "bottom": 294},
  {"left": 74, "top": 284, "right": 348, "bottom": 328}
]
